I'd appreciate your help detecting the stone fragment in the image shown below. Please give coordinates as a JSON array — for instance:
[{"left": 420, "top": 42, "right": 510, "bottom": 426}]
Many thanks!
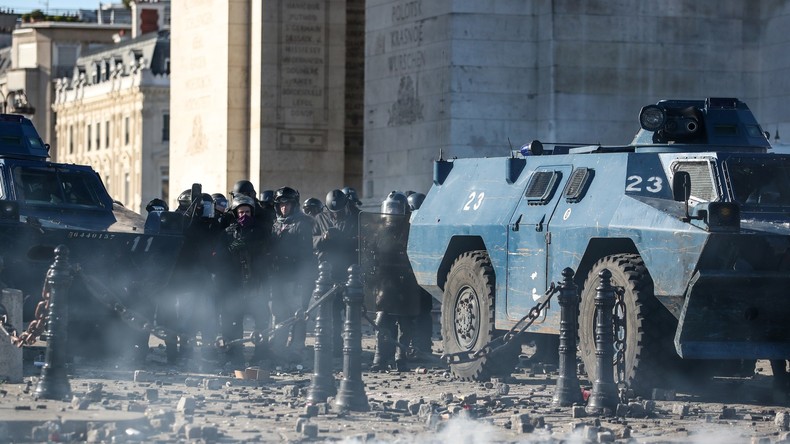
[
  {"left": 86, "top": 428, "right": 105, "bottom": 443},
  {"left": 315, "top": 403, "right": 329, "bottom": 415},
  {"left": 203, "top": 378, "right": 222, "bottom": 390},
  {"left": 529, "top": 416, "right": 545, "bottom": 429},
  {"left": 673, "top": 403, "right": 690, "bottom": 417},
  {"left": 408, "top": 401, "right": 422, "bottom": 416},
  {"left": 127, "top": 402, "right": 146, "bottom": 412},
  {"left": 184, "top": 424, "right": 202, "bottom": 439},
  {"left": 582, "top": 425, "right": 599, "bottom": 440},
  {"left": 418, "top": 403, "right": 432, "bottom": 419},
  {"left": 777, "top": 411, "right": 790, "bottom": 431},
  {"left": 184, "top": 377, "right": 201, "bottom": 387},
  {"left": 627, "top": 402, "right": 645, "bottom": 418},
  {"left": 426, "top": 413, "right": 440, "bottom": 430},
  {"left": 302, "top": 423, "right": 318, "bottom": 438},
  {"left": 598, "top": 430, "right": 615, "bottom": 442},
  {"left": 295, "top": 417, "right": 308, "bottom": 432},
  {"left": 394, "top": 399, "right": 409, "bottom": 410},
  {"left": 144, "top": 388, "right": 159, "bottom": 402},
  {"left": 283, "top": 385, "right": 299, "bottom": 397},
  {"left": 303, "top": 404, "right": 318, "bottom": 417},
  {"left": 497, "top": 383, "right": 510, "bottom": 396},
  {"left": 720, "top": 406, "right": 737, "bottom": 420},
  {"left": 511, "top": 413, "right": 534, "bottom": 433},
  {"left": 176, "top": 396, "right": 196, "bottom": 413},
  {"left": 752, "top": 438, "right": 771, "bottom": 444},
  {"left": 85, "top": 383, "right": 103, "bottom": 402},
  {"left": 71, "top": 396, "right": 90, "bottom": 410},
  {"left": 133, "top": 370, "right": 153, "bottom": 383},
  {"left": 201, "top": 425, "right": 218, "bottom": 441},
  {"left": 571, "top": 406, "right": 586, "bottom": 418}
]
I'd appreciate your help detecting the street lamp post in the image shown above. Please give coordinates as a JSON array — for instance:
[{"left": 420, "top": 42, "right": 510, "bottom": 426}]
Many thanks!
[{"left": 0, "top": 89, "right": 36, "bottom": 115}]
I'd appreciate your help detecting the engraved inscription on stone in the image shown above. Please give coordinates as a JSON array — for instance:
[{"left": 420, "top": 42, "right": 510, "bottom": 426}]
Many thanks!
[
  {"left": 388, "top": 75, "right": 423, "bottom": 126},
  {"left": 279, "top": 0, "right": 328, "bottom": 126}
]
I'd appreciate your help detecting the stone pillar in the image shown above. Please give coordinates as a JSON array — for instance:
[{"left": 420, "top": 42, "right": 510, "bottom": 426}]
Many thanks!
[{"left": 0, "top": 289, "right": 23, "bottom": 383}]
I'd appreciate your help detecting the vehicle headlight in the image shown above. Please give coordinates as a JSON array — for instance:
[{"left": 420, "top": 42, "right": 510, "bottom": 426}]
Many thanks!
[{"left": 639, "top": 105, "right": 666, "bottom": 132}]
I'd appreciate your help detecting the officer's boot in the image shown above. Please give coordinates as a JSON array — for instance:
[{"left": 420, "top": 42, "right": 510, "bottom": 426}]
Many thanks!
[
  {"left": 394, "top": 316, "right": 414, "bottom": 372},
  {"left": 371, "top": 312, "right": 396, "bottom": 372}
]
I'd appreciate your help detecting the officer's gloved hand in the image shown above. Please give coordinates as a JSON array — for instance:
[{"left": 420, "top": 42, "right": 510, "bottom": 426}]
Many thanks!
[
  {"left": 230, "top": 238, "right": 246, "bottom": 251},
  {"left": 325, "top": 227, "right": 342, "bottom": 240}
]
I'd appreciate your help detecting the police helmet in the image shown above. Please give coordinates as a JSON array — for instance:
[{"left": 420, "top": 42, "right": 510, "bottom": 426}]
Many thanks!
[
  {"left": 303, "top": 197, "right": 323, "bottom": 216},
  {"left": 212, "top": 193, "right": 228, "bottom": 213},
  {"left": 381, "top": 191, "right": 409, "bottom": 215},
  {"left": 231, "top": 195, "right": 256, "bottom": 215},
  {"left": 341, "top": 186, "right": 362, "bottom": 206},
  {"left": 274, "top": 187, "right": 300, "bottom": 216},
  {"left": 198, "top": 193, "right": 214, "bottom": 218},
  {"left": 407, "top": 192, "right": 426, "bottom": 211},
  {"left": 145, "top": 198, "right": 168, "bottom": 213},
  {"left": 274, "top": 186, "right": 300, "bottom": 204},
  {"left": 177, "top": 189, "right": 192, "bottom": 209},
  {"left": 405, "top": 190, "right": 416, "bottom": 197},
  {"left": 232, "top": 180, "right": 256, "bottom": 198},
  {"left": 260, "top": 190, "right": 274, "bottom": 207},
  {"left": 325, "top": 189, "right": 348, "bottom": 213}
]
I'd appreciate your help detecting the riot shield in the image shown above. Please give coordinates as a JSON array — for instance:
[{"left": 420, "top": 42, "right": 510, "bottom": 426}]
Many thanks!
[{"left": 358, "top": 212, "right": 421, "bottom": 317}]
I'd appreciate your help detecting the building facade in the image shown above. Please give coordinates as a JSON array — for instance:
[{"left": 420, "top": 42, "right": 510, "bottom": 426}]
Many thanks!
[
  {"left": 169, "top": 0, "right": 364, "bottom": 207},
  {"left": 364, "top": 0, "right": 790, "bottom": 196},
  {"left": 53, "top": 31, "right": 170, "bottom": 212}
]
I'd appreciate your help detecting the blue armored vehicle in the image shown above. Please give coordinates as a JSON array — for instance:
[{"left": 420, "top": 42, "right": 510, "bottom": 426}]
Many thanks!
[
  {"left": 0, "top": 114, "right": 184, "bottom": 356},
  {"left": 408, "top": 97, "right": 790, "bottom": 391}
]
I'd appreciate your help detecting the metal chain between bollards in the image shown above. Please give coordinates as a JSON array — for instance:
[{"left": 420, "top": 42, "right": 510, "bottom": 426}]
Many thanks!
[{"left": 441, "top": 282, "right": 560, "bottom": 365}]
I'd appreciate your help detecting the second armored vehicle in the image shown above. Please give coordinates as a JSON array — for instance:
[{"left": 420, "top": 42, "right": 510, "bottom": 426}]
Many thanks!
[{"left": 0, "top": 114, "right": 185, "bottom": 356}]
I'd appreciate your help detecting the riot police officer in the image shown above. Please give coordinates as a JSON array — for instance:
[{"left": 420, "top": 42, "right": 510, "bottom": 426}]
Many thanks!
[
  {"left": 216, "top": 195, "right": 268, "bottom": 366},
  {"left": 228, "top": 180, "right": 276, "bottom": 362},
  {"left": 342, "top": 186, "right": 362, "bottom": 217},
  {"left": 369, "top": 191, "right": 422, "bottom": 372},
  {"left": 313, "top": 189, "right": 360, "bottom": 355},
  {"left": 303, "top": 197, "right": 324, "bottom": 217},
  {"left": 405, "top": 192, "right": 433, "bottom": 355},
  {"left": 270, "top": 186, "right": 315, "bottom": 362}
]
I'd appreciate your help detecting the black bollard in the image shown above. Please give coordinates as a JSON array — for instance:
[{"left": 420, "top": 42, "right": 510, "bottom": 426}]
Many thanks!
[
  {"left": 34, "top": 245, "right": 73, "bottom": 400},
  {"left": 585, "top": 269, "right": 619, "bottom": 415},
  {"left": 335, "top": 264, "right": 370, "bottom": 411},
  {"left": 306, "top": 262, "right": 337, "bottom": 403},
  {"left": 552, "top": 267, "right": 583, "bottom": 407}
]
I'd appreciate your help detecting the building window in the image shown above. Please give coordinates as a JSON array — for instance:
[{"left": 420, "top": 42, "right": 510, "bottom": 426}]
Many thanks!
[
  {"left": 162, "top": 113, "right": 169, "bottom": 142},
  {"left": 69, "top": 125, "right": 74, "bottom": 154},
  {"left": 87, "top": 123, "right": 92, "bottom": 151},
  {"left": 96, "top": 122, "right": 101, "bottom": 149},
  {"left": 125, "top": 116, "right": 130, "bottom": 145},
  {"left": 105, "top": 121, "right": 110, "bottom": 148}
]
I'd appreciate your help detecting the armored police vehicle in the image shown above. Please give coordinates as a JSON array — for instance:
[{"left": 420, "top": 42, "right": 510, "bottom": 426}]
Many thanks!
[
  {"left": 0, "top": 114, "right": 184, "bottom": 355},
  {"left": 408, "top": 98, "right": 790, "bottom": 391}
]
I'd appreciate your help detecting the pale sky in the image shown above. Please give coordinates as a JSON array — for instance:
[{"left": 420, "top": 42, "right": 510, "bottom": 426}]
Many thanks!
[{"left": 1, "top": 1, "right": 108, "bottom": 13}]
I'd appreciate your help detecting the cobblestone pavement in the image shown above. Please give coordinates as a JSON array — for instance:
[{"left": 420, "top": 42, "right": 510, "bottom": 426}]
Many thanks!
[{"left": 2, "top": 333, "right": 790, "bottom": 443}]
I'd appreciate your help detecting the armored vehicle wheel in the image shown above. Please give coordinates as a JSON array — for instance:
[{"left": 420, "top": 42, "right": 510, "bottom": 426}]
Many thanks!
[
  {"left": 578, "top": 254, "right": 678, "bottom": 393},
  {"left": 442, "top": 250, "right": 517, "bottom": 381}
]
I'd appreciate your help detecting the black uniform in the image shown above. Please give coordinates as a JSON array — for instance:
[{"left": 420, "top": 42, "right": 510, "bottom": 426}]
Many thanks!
[
  {"left": 270, "top": 209, "right": 315, "bottom": 360},
  {"left": 370, "top": 214, "right": 421, "bottom": 371},
  {"left": 312, "top": 209, "right": 359, "bottom": 354},
  {"left": 216, "top": 214, "right": 268, "bottom": 365}
]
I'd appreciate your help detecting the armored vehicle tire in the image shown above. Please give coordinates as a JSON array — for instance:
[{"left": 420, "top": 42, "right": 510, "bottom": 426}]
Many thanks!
[
  {"left": 578, "top": 254, "right": 678, "bottom": 393},
  {"left": 441, "top": 250, "right": 518, "bottom": 381}
]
